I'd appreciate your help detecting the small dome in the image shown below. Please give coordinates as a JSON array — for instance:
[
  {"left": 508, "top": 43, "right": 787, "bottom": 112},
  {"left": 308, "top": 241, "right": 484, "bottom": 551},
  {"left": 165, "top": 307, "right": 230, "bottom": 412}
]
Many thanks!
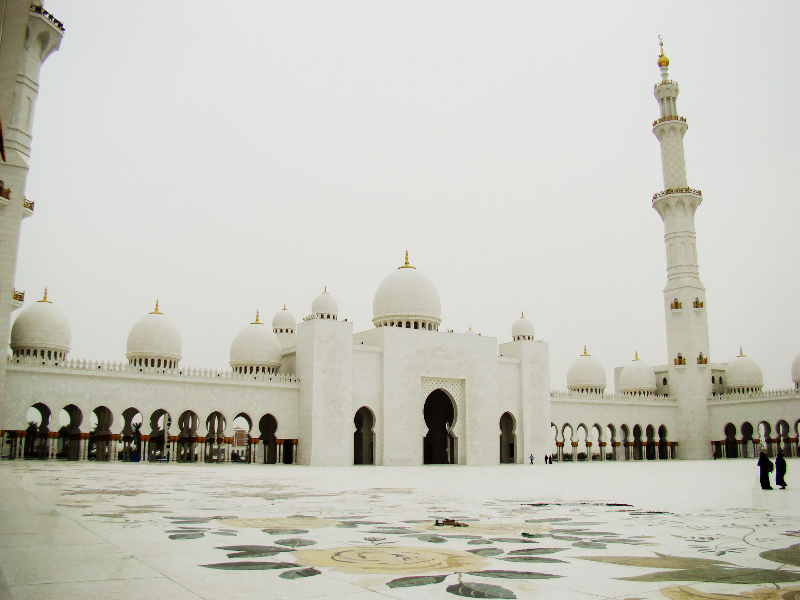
[
  {"left": 272, "top": 305, "right": 296, "bottom": 334},
  {"left": 511, "top": 314, "right": 535, "bottom": 341},
  {"left": 619, "top": 352, "right": 657, "bottom": 394},
  {"left": 126, "top": 300, "right": 182, "bottom": 363},
  {"left": 724, "top": 348, "right": 763, "bottom": 392},
  {"left": 10, "top": 289, "right": 71, "bottom": 356},
  {"left": 230, "top": 312, "right": 282, "bottom": 369},
  {"left": 312, "top": 287, "right": 338, "bottom": 319},
  {"left": 792, "top": 351, "right": 800, "bottom": 387},
  {"left": 567, "top": 347, "right": 606, "bottom": 392},
  {"left": 373, "top": 252, "right": 441, "bottom": 329}
]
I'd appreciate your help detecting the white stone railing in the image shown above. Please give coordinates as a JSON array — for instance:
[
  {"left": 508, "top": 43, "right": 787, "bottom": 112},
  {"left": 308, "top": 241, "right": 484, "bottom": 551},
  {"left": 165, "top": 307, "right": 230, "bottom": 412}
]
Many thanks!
[
  {"left": 708, "top": 388, "right": 799, "bottom": 402},
  {"left": 551, "top": 390, "right": 674, "bottom": 403},
  {"left": 7, "top": 355, "right": 300, "bottom": 384}
]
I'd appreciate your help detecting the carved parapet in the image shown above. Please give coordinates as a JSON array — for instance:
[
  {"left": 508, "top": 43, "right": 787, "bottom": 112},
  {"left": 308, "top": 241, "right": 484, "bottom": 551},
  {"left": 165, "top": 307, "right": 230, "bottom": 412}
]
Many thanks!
[
  {"left": 653, "top": 188, "right": 702, "bottom": 202},
  {"left": 653, "top": 115, "right": 686, "bottom": 127}
]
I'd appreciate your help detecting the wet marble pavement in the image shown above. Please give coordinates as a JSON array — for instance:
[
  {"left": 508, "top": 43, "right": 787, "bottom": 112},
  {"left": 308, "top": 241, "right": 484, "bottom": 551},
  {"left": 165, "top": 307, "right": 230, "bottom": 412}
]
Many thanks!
[{"left": 0, "top": 460, "right": 798, "bottom": 599}]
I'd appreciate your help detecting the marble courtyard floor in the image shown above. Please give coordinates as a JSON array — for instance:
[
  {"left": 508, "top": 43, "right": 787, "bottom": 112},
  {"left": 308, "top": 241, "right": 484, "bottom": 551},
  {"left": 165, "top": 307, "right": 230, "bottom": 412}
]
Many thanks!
[{"left": 0, "top": 460, "right": 798, "bottom": 600}]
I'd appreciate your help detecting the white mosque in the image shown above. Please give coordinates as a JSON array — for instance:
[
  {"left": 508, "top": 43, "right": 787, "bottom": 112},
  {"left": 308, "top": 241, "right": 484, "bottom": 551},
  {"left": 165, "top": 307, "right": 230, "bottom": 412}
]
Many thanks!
[{"left": 0, "top": 3, "right": 798, "bottom": 466}]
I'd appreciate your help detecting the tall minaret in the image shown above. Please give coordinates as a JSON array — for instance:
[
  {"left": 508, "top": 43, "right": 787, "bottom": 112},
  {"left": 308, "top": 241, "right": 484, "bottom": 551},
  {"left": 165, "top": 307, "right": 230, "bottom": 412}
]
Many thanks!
[
  {"left": 651, "top": 38, "right": 712, "bottom": 459},
  {"left": 0, "top": 2, "right": 64, "bottom": 426}
]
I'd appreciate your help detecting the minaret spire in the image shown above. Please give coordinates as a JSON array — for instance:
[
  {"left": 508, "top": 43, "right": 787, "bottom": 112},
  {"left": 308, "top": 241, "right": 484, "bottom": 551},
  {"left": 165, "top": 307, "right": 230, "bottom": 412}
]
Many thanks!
[{"left": 651, "top": 39, "right": 712, "bottom": 460}]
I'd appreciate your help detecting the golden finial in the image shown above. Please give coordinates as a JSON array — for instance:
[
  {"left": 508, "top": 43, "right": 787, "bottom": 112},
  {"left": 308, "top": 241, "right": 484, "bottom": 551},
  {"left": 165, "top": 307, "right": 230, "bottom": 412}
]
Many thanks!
[
  {"left": 252, "top": 310, "right": 262, "bottom": 324},
  {"left": 521, "top": 312, "right": 524, "bottom": 318},
  {"left": 738, "top": 346, "right": 745, "bottom": 357},
  {"left": 657, "top": 35, "right": 669, "bottom": 68},
  {"left": 150, "top": 299, "right": 162, "bottom": 314},
  {"left": 283, "top": 303, "right": 286, "bottom": 310},
  {"left": 38, "top": 287, "right": 51, "bottom": 303},
  {"left": 582, "top": 345, "right": 589, "bottom": 356},
  {"left": 323, "top": 286, "right": 327, "bottom": 294},
  {"left": 399, "top": 250, "right": 416, "bottom": 269},
  {"left": 634, "top": 350, "right": 640, "bottom": 361}
]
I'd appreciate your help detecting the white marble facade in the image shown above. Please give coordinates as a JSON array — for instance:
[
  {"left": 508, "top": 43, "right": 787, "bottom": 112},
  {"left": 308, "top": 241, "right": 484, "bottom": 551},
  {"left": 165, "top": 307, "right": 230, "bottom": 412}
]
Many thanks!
[{"left": 0, "top": 5, "right": 798, "bottom": 466}]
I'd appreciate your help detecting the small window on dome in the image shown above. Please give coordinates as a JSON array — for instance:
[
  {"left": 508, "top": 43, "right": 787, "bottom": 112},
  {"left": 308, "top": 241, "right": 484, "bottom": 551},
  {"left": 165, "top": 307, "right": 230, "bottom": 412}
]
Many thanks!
[
  {"left": 711, "top": 376, "right": 715, "bottom": 383},
  {"left": 662, "top": 377, "right": 667, "bottom": 385}
]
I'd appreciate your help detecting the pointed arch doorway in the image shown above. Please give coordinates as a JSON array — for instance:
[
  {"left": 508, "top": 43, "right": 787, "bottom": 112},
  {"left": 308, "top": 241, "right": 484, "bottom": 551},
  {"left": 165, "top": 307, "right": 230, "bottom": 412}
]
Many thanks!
[{"left": 423, "top": 389, "right": 456, "bottom": 464}]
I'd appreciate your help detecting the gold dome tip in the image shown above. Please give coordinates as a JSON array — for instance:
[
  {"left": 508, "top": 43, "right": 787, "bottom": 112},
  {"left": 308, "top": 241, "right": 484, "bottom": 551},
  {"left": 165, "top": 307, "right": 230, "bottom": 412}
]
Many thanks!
[
  {"left": 582, "top": 345, "right": 589, "bottom": 356},
  {"left": 37, "top": 286, "right": 51, "bottom": 303},
  {"left": 150, "top": 299, "right": 162, "bottom": 314},
  {"left": 252, "top": 310, "right": 262, "bottom": 324},
  {"left": 399, "top": 249, "right": 416, "bottom": 269},
  {"left": 323, "top": 286, "right": 327, "bottom": 294},
  {"left": 283, "top": 303, "right": 286, "bottom": 310},
  {"left": 657, "top": 36, "right": 669, "bottom": 67},
  {"left": 738, "top": 346, "right": 746, "bottom": 357},
  {"left": 634, "top": 350, "right": 641, "bottom": 361}
]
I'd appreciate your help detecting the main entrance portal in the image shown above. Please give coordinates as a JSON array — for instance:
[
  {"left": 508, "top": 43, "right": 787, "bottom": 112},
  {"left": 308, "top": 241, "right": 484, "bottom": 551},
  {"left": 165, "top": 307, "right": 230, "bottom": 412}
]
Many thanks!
[{"left": 423, "top": 389, "right": 456, "bottom": 464}]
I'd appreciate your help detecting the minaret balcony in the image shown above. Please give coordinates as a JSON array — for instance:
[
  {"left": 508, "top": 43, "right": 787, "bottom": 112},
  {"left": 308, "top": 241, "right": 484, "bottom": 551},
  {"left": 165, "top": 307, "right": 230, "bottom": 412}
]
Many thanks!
[
  {"left": 652, "top": 188, "right": 702, "bottom": 202},
  {"left": 29, "top": 4, "right": 66, "bottom": 33},
  {"left": 22, "top": 198, "right": 34, "bottom": 218},
  {"left": 0, "top": 186, "right": 10, "bottom": 207},
  {"left": 693, "top": 298, "right": 704, "bottom": 310},
  {"left": 654, "top": 79, "right": 679, "bottom": 90},
  {"left": 653, "top": 115, "right": 686, "bottom": 127},
  {"left": 12, "top": 290, "right": 24, "bottom": 310}
]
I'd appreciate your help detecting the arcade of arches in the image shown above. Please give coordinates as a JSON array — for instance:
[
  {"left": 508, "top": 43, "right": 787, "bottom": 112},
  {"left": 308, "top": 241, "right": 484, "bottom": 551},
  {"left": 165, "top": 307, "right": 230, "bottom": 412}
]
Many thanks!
[
  {"left": 715, "top": 420, "right": 799, "bottom": 459},
  {"left": 551, "top": 422, "right": 677, "bottom": 462},
  {"left": 2, "top": 404, "right": 298, "bottom": 465}
]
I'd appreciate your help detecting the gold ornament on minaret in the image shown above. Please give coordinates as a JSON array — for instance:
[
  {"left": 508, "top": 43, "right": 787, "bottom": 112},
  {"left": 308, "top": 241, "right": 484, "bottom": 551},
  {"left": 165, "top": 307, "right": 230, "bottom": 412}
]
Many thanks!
[{"left": 657, "top": 35, "right": 670, "bottom": 68}]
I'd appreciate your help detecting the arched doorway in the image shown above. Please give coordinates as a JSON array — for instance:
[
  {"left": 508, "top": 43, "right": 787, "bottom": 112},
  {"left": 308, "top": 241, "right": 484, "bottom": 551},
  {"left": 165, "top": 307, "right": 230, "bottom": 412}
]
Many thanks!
[
  {"left": 354, "top": 406, "right": 375, "bottom": 465},
  {"left": 724, "top": 423, "right": 738, "bottom": 458},
  {"left": 632, "top": 425, "right": 643, "bottom": 460},
  {"left": 658, "top": 425, "right": 668, "bottom": 459},
  {"left": 205, "top": 411, "right": 226, "bottom": 463},
  {"left": 741, "top": 422, "right": 754, "bottom": 458},
  {"left": 645, "top": 425, "right": 656, "bottom": 460},
  {"left": 259, "top": 414, "right": 278, "bottom": 464},
  {"left": 499, "top": 412, "right": 516, "bottom": 463},
  {"left": 423, "top": 389, "right": 456, "bottom": 464}
]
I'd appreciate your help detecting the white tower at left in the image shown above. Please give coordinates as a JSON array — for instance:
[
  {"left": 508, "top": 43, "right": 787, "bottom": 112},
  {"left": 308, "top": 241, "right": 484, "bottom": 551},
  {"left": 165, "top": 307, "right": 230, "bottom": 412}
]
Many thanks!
[{"left": 0, "top": 2, "right": 64, "bottom": 414}]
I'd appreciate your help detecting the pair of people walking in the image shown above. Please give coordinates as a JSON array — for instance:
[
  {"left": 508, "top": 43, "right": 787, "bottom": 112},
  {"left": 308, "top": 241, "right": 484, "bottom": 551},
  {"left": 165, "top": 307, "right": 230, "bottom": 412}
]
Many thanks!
[{"left": 758, "top": 451, "right": 787, "bottom": 490}]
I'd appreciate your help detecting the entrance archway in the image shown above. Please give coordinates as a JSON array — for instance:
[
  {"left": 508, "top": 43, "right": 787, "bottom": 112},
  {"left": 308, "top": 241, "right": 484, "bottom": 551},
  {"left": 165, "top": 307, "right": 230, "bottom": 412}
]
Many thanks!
[
  {"left": 499, "top": 412, "right": 516, "bottom": 463},
  {"left": 423, "top": 389, "right": 456, "bottom": 464},
  {"left": 354, "top": 406, "right": 375, "bottom": 465},
  {"left": 259, "top": 414, "right": 278, "bottom": 464}
]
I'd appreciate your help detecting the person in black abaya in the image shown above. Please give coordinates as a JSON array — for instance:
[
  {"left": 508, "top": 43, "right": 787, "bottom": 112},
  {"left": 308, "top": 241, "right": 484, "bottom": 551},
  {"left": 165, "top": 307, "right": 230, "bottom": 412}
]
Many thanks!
[
  {"left": 757, "top": 452, "right": 774, "bottom": 490},
  {"left": 775, "top": 452, "right": 787, "bottom": 489}
]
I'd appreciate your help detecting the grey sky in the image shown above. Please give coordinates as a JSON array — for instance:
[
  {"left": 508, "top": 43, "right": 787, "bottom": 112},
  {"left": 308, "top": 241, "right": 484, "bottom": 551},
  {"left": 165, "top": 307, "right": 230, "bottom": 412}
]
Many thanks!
[{"left": 15, "top": 1, "right": 800, "bottom": 390}]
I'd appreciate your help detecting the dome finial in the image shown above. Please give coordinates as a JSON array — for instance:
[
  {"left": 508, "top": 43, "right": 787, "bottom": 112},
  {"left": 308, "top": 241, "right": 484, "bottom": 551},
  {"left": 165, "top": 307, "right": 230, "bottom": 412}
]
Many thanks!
[
  {"left": 399, "top": 250, "right": 416, "bottom": 269},
  {"left": 657, "top": 35, "right": 669, "bottom": 68},
  {"left": 283, "top": 303, "right": 286, "bottom": 310},
  {"left": 151, "top": 299, "right": 162, "bottom": 314},
  {"left": 252, "top": 310, "right": 262, "bottom": 324},
  {"left": 38, "top": 287, "right": 51, "bottom": 303},
  {"left": 582, "top": 345, "right": 589, "bottom": 356},
  {"left": 739, "top": 346, "right": 745, "bottom": 357},
  {"left": 634, "top": 350, "right": 640, "bottom": 361},
  {"left": 324, "top": 286, "right": 327, "bottom": 294}
]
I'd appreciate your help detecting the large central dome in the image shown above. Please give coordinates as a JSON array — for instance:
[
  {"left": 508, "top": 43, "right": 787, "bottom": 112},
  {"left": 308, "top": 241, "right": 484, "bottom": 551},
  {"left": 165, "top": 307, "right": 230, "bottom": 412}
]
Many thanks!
[{"left": 373, "top": 252, "right": 441, "bottom": 330}]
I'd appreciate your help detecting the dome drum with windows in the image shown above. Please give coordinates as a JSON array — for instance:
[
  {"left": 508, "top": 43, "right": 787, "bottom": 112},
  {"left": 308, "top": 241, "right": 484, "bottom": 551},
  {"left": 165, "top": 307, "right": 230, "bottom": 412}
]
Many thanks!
[
  {"left": 567, "top": 346, "right": 606, "bottom": 393},
  {"left": 10, "top": 288, "right": 71, "bottom": 363},
  {"left": 619, "top": 351, "right": 657, "bottom": 396},
  {"left": 229, "top": 311, "right": 282, "bottom": 375},
  {"left": 373, "top": 252, "right": 442, "bottom": 331},
  {"left": 126, "top": 300, "right": 182, "bottom": 369}
]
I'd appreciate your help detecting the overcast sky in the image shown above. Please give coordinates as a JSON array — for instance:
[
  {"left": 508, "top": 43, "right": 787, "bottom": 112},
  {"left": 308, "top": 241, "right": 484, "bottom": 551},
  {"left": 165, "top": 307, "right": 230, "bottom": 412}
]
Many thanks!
[{"left": 15, "top": 0, "right": 800, "bottom": 391}]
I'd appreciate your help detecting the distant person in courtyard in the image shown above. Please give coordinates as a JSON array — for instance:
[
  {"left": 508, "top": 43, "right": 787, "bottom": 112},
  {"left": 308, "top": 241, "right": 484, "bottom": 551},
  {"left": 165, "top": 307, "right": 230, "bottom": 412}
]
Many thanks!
[
  {"left": 757, "top": 452, "right": 774, "bottom": 490},
  {"left": 529, "top": 454, "right": 534, "bottom": 464},
  {"left": 776, "top": 452, "right": 787, "bottom": 489}
]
